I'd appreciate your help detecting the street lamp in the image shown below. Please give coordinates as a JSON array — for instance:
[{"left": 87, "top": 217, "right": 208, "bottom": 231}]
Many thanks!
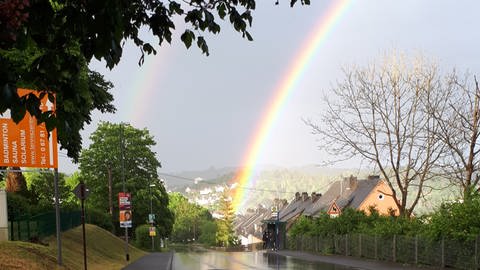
[{"left": 149, "top": 183, "right": 156, "bottom": 251}]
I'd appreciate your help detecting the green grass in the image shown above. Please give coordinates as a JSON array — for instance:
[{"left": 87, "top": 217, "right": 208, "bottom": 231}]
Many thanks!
[{"left": 0, "top": 224, "right": 147, "bottom": 270}]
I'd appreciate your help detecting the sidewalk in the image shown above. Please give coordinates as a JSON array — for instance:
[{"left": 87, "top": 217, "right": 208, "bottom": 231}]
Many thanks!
[
  {"left": 269, "top": 250, "right": 442, "bottom": 270},
  {"left": 122, "top": 252, "right": 173, "bottom": 270}
]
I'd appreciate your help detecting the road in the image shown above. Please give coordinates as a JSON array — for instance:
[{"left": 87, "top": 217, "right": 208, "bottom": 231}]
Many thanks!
[
  {"left": 172, "top": 251, "right": 357, "bottom": 270},
  {"left": 125, "top": 250, "right": 429, "bottom": 270}
]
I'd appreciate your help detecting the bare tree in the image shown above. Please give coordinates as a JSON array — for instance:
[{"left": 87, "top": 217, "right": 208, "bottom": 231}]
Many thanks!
[
  {"left": 431, "top": 74, "right": 480, "bottom": 199},
  {"left": 305, "top": 54, "right": 447, "bottom": 217}
]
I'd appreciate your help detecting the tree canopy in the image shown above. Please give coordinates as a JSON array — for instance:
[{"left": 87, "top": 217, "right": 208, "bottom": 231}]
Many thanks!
[
  {"left": 305, "top": 54, "right": 449, "bottom": 217},
  {"left": 168, "top": 192, "right": 214, "bottom": 244},
  {"left": 0, "top": 0, "right": 310, "bottom": 161},
  {"left": 79, "top": 122, "right": 171, "bottom": 234}
]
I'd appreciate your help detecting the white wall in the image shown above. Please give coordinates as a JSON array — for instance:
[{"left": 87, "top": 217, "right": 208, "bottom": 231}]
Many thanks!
[{"left": 0, "top": 189, "right": 7, "bottom": 241}]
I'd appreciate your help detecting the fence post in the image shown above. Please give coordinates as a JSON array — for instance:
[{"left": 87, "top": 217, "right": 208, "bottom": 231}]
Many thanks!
[
  {"left": 10, "top": 220, "right": 13, "bottom": 240},
  {"left": 441, "top": 237, "right": 445, "bottom": 268},
  {"left": 475, "top": 236, "right": 478, "bottom": 269},
  {"left": 345, "top": 234, "right": 349, "bottom": 256},
  {"left": 26, "top": 215, "right": 30, "bottom": 240},
  {"left": 415, "top": 235, "right": 418, "bottom": 265},
  {"left": 374, "top": 235, "right": 378, "bottom": 260},
  {"left": 393, "top": 234, "right": 396, "bottom": 263},
  {"left": 333, "top": 234, "right": 337, "bottom": 254},
  {"left": 17, "top": 220, "right": 21, "bottom": 240},
  {"left": 359, "top": 234, "right": 362, "bottom": 257}
]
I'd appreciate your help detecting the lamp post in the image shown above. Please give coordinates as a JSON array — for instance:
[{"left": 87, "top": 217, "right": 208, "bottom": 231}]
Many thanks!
[{"left": 149, "top": 183, "right": 155, "bottom": 251}]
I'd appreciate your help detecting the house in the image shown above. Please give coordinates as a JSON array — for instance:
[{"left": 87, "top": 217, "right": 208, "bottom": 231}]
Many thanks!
[
  {"left": 234, "top": 199, "right": 288, "bottom": 246},
  {"left": 304, "top": 175, "right": 399, "bottom": 218},
  {"left": 278, "top": 192, "right": 321, "bottom": 230}
]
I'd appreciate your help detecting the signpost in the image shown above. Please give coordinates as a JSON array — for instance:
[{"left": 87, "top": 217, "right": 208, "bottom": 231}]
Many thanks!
[
  {"left": 149, "top": 227, "right": 156, "bottom": 237},
  {"left": 73, "top": 182, "right": 89, "bottom": 270},
  {"left": 0, "top": 89, "right": 58, "bottom": 168},
  {"left": 0, "top": 89, "right": 61, "bottom": 265}
]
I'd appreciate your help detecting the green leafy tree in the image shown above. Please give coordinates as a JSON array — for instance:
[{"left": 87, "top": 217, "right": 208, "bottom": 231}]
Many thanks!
[
  {"left": 132, "top": 182, "right": 174, "bottom": 238},
  {"left": 215, "top": 191, "right": 237, "bottom": 247},
  {"left": 1, "top": 40, "right": 115, "bottom": 161},
  {"left": 0, "top": 0, "right": 309, "bottom": 160},
  {"left": 24, "top": 169, "right": 78, "bottom": 211},
  {"left": 198, "top": 220, "right": 217, "bottom": 246},
  {"left": 168, "top": 192, "right": 214, "bottom": 244},
  {"left": 79, "top": 122, "right": 172, "bottom": 234}
]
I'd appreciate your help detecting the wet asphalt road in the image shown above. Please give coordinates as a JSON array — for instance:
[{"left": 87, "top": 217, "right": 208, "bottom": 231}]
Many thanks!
[{"left": 172, "top": 251, "right": 359, "bottom": 270}]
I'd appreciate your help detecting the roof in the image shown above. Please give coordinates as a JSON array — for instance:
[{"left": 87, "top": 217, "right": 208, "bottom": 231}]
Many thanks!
[
  {"left": 304, "top": 176, "right": 382, "bottom": 217},
  {"left": 279, "top": 193, "right": 314, "bottom": 223},
  {"left": 347, "top": 177, "right": 381, "bottom": 209}
]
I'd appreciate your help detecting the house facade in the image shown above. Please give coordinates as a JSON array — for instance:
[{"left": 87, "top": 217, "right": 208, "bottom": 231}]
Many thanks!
[{"left": 304, "top": 175, "right": 399, "bottom": 218}]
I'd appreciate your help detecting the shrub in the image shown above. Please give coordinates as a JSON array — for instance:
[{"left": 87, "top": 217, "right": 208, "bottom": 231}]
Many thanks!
[
  {"left": 289, "top": 216, "right": 314, "bottom": 237},
  {"left": 135, "top": 224, "right": 161, "bottom": 251},
  {"left": 7, "top": 192, "right": 31, "bottom": 220},
  {"left": 85, "top": 208, "right": 114, "bottom": 232},
  {"left": 425, "top": 193, "right": 480, "bottom": 241}
]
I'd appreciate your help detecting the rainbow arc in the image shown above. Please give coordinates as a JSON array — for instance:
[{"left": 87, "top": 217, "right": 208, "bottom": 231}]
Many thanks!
[{"left": 231, "top": 0, "right": 352, "bottom": 212}]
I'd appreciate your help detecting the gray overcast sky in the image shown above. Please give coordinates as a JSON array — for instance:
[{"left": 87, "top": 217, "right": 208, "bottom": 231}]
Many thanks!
[{"left": 59, "top": 0, "right": 480, "bottom": 174}]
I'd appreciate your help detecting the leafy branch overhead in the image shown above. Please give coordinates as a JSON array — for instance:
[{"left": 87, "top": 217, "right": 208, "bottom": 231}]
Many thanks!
[{"left": 0, "top": 0, "right": 309, "bottom": 161}]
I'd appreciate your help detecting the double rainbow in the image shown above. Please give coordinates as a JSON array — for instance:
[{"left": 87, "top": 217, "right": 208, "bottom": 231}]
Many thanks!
[{"left": 231, "top": 0, "right": 352, "bottom": 212}]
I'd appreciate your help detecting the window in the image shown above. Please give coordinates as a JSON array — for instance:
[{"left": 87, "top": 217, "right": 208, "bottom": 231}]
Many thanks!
[{"left": 378, "top": 194, "right": 384, "bottom": 200}]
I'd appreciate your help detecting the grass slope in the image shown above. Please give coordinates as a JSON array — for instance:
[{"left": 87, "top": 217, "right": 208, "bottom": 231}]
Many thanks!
[{"left": 0, "top": 224, "right": 147, "bottom": 270}]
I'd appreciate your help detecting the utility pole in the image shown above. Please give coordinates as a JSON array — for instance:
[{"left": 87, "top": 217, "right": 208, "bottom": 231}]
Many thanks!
[
  {"left": 149, "top": 183, "right": 155, "bottom": 251},
  {"left": 107, "top": 164, "right": 113, "bottom": 216},
  {"left": 54, "top": 168, "right": 62, "bottom": 265},
  {"left": 120, "top": 124, "right": 129, "bottom": 261}
]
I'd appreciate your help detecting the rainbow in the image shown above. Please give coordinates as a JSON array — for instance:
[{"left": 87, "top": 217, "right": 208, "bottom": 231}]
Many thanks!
[
  {"left": 121, "top": 46, "right": 174, "bottom": 126},
  {"left": 231, "top": 0, "right": 353, "bottom": 212}
]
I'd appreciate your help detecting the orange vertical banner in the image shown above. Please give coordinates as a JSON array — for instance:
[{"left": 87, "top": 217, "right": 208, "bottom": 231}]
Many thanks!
[{"left": 0, "top": 89, "right": 58, "bottom": 168}]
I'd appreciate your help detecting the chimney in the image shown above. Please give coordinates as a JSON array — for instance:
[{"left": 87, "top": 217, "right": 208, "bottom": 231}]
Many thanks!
[
  {"left": 311, "top": 192, "right": 321, "bottom": 202},
  {"left": 295, "top": 192, "right": 300, "bottom": 201},
  {"left": 302, "top": 192, "right": 309, "bottom": 201},
  {"left": 347, "top": 175, "right": 358, "bottom": 190},
  {"left": 368, "top": 175, "right": 380, "bottom": 181}
]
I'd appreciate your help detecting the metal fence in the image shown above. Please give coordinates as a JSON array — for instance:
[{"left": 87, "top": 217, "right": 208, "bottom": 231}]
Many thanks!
[
  {"left": 8, "top": 211, "right": 81, "bottom": 241},
  {"left": 287, "top": 234, "right": 479, "bottom": 269}
]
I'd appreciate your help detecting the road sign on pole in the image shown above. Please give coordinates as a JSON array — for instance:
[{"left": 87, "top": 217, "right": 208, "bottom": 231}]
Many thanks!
[
  {"left": 0, "top": 89, "right": 61, "bottom": 266},
  {"left": 73, "top": 183, "right": 90, "bottom": 200}
]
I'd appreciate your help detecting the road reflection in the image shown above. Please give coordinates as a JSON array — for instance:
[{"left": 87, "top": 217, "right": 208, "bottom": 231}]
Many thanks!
[{"left": 173, "top": 251, "right": 360, "bottom": 270}]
